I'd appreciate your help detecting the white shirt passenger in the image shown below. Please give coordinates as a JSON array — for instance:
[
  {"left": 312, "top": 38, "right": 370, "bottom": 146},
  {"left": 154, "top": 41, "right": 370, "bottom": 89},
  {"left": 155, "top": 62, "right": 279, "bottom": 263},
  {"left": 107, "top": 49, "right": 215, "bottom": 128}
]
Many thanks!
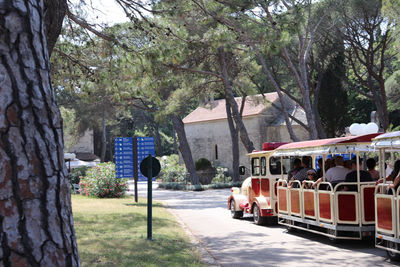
[{"left": 325, "top": 165, "right": 350, "bottom": 183}]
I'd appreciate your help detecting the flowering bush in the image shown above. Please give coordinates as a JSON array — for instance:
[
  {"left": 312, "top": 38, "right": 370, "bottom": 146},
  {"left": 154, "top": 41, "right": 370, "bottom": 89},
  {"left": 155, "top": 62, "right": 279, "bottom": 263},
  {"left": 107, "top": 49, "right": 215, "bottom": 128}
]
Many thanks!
[
  {"left": 213, "top": 166, "right": 231, "bottom": 183},
  {"left": 79, "top": 162, "right": 128, "bottom": 198},
  {"left": 68, "top": 166, "right": 90, "bottom": 185},
  {"left": 158, "top": 154, "right": 187, "bottom": 183}
]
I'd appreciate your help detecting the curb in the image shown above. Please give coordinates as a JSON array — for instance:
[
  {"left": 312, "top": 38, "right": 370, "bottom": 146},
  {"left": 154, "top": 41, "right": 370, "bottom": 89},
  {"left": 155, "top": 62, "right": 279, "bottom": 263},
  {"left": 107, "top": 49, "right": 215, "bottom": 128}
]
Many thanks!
[{"left": 163, "top": 203, "right": 220, "bottom": 267}]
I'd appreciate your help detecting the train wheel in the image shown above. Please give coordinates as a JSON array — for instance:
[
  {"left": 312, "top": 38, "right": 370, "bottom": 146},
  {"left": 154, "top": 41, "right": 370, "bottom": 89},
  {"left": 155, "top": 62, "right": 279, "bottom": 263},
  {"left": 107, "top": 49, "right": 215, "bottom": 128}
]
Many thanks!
[
  {"left": 387, "top": 241, "right": 400, "bottom": 261},
  {"left": 230, "top": 200, "right": 243, "bottom": 219},
  {"left": 253, "top": 205, "right": 266, "bottom": 225}
]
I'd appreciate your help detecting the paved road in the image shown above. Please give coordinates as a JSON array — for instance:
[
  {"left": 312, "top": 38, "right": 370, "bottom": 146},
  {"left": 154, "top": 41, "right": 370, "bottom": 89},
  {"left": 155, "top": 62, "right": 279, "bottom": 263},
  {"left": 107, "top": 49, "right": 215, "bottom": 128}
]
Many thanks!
[{"left": 129, "top": 182, "right": 400, "bottom": 266}]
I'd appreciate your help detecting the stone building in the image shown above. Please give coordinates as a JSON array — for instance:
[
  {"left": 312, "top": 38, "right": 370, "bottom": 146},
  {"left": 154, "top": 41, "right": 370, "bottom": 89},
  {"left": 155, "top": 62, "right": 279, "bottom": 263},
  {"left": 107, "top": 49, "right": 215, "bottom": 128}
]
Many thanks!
[{"left": 182, "top": 93, "right": 309, "bottom": 173}]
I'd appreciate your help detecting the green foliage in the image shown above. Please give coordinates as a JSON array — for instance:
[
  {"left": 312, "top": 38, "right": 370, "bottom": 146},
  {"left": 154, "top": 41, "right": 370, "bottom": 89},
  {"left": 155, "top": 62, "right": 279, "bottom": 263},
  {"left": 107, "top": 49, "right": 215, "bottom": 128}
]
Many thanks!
[
  {"left": 158, "top": 154, "right": 187, "bottom": 183},
  {"left": 213, "top": 166, "right": 232, "bottom": 183},
  {"left": 158, "top": 181, "right": 242, "bottom": 191},
  {"left": 195, "top": 158, "right": 212, "bottom": 171},
  {"left": 60, "top": 107, "right": 80, "bottom": 151},
  {"left": 68, "top": 166, "right": 90, "bottom": 185},
  {"left": 79, "top": 162, "right": 128, "bottom": 198},
  {"left": 318, "top": 52, "right": 349, "bottom": 137}
]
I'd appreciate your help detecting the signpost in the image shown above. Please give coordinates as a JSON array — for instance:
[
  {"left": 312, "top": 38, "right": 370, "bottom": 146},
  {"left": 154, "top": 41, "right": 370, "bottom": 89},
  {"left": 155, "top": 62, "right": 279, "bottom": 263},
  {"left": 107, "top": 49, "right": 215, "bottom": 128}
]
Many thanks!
[
  {"left": 114, "top": 137, "right": 134, "bottom": 178},
  {"left": 136, "top": 137, "right": 156, "bottom": 181},
  {"left": 140, "top": 155, "right": 161, "bottom": 241}
]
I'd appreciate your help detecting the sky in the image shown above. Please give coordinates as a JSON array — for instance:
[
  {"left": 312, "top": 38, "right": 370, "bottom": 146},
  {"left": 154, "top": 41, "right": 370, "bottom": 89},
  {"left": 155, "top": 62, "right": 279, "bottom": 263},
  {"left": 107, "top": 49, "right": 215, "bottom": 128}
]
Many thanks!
[{"left": 72, "top": 0, "right": 130, "bottom": 26}]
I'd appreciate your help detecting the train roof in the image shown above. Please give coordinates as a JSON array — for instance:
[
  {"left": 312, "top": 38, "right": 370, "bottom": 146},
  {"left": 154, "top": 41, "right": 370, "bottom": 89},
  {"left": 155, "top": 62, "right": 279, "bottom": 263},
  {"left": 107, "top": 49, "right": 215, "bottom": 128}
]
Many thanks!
[
  {"left": 372, "top": 131, "right": 400, "bottom": 148},
  {"left": 273, "top": 133, "right": 381, "bottom": 156}
]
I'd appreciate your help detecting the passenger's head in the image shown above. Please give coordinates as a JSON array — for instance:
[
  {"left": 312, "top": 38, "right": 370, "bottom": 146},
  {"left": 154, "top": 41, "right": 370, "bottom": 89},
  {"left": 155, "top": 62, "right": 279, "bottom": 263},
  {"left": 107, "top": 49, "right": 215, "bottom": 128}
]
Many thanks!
[
  {"left": 351, "top": 158, "right": 363, "bottom": 170},
  {"left": 293, "top": 158, "right": 301, "bottom": 168},
  {"left": 366, "top": 158, "right": 376, "bottom": 170},
  {"left": 306, "top": 169, "right": 316, "bottom": 181},
  {"left": 344, "top": 160, "right": 352, "bottom": 170},
  {"left": 325, "top": 158, "right": 332, "bottom": 170},
  {"left": 391, "top": 160, "right": 400, "bottom": 177},
  {"left": 334, "top": 156, "right": 344, "bottom": 166},
  {"left": 318, "top": 158, "right": 323, "bottom": 168},
  {"left": 301, "top": 156, "right": 311, "bottom": 168}
]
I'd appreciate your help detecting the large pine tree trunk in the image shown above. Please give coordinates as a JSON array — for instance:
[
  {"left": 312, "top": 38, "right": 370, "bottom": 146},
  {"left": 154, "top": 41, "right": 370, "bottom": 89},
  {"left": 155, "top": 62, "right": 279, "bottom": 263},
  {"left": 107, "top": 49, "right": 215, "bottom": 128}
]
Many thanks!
[
  {"left": 0, "top": 1, "right": 80, "bottom": 266},
  {"left": 100, "top": 111, "right": 107, "bottom": 162},
  {"left": 225, "top": 101, "right": 240, "bottom": 182},
  {"left": 218, "top": 47, "right": 255, "bottom": 152},
  {"left": 171, "top": 115, "right": 199, "bottom": 185}
]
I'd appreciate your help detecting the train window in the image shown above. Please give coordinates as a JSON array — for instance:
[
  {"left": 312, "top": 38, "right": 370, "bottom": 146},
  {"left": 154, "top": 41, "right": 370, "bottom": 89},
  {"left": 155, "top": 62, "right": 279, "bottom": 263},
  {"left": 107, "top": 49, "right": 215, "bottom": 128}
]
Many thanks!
[
  {"left": 270, "top": 157, "right": 289, "bottom": 174},
  {"left": 261, "top": 157, "right": 267, "bottom": 176},
  {"left": 251, "top": 157, "right": 260, "bottom": 176}
]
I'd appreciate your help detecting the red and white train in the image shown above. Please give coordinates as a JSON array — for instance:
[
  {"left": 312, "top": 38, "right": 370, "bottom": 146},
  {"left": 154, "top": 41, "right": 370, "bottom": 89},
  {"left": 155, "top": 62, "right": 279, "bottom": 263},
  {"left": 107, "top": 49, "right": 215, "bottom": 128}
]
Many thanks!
[{"left": 228, "top": 132, "right": 400, "bottom": 260}]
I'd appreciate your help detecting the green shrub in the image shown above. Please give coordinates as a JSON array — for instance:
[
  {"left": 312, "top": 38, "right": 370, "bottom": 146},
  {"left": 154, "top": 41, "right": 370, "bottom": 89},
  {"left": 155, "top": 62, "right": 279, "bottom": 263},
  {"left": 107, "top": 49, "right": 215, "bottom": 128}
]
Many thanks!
[
  {"left": 79, "top": 162, "right": 128, "bottom": 198},
  {"left": 158, "top": 154, "right": 187, "bottom": 183},
  {"left": 195, "top": 158, "right": 212, "bottom": 171},
  {"left": 68, "top": 166, "right": 90, "bottom": 185},
  {"left": 158, "top": 181, "right": 242, "bottom": 191},
  {"left": 213, "top": 166, "right": 231, "bottom": 183}
]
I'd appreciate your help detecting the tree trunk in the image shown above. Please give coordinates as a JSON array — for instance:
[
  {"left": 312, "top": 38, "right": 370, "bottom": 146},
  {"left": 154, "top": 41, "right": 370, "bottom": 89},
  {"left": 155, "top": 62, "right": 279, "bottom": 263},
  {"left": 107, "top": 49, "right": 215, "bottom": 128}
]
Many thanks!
[
  {"left": 254, "top": 49, "right": 300, "bottom": 141},
  {"left": 173, "top": 126, "right": 178, "bottom": 154},
  {"left": 217, "top": 47, "right": 255, "bottom": 152},
  {"left": 0, "top": 1, "right": 80, "bottom": 265},
  {"left": 225, "top": 100, "right": 240, "bottom": 182},
  {"left": 150, "top": 120, "right": 163, "bottom": 157},
  {"left": 171, "top": 115, "right": 199, "bottom": 185},
  {"left": 100, "top": 111, "right": 106, "bottom": 162},
  {"left": 312, "top": 79, "right": 327, "bottom": 139}
]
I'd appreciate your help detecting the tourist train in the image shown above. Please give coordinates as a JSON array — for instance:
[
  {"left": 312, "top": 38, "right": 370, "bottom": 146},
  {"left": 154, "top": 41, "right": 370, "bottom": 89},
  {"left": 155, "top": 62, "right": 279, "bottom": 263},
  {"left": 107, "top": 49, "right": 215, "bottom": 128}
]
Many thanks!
[{"left": 228, "top": 131, "right": 400, "bottom": 260}]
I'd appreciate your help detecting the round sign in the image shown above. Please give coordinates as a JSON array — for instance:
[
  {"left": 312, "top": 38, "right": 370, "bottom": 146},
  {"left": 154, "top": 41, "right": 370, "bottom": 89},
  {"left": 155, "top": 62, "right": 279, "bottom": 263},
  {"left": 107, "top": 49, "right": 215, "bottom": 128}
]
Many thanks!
[{"left": 140, "top": 155, "right": 161, "bottom": 178}]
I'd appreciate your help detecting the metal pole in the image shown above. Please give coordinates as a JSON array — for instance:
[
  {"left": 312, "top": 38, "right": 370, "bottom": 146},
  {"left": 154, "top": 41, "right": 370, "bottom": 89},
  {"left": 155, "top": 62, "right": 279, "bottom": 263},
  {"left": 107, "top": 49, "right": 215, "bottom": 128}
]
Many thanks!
[
  {"left": 147, "top": 155, "right": 153, "bottom": 240},
  {"left": 133, "top": 137, "right": 138, "bottom": 203}
]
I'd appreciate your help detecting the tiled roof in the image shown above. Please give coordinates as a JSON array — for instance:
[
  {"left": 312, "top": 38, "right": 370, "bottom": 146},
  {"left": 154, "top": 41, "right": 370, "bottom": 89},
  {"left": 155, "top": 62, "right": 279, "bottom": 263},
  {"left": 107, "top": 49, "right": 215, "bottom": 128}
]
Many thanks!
[{"left": 183, "top": 93, "right": 280, "bottom": 124}]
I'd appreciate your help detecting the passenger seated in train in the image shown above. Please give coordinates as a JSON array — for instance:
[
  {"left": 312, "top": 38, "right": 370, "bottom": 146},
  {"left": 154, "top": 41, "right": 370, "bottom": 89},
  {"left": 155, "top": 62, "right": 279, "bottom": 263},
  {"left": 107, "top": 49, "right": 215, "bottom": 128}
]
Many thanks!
[
  {"left": 292, "top": 156, "right": 313, "bottom": 182},
  {"left": 316, "top": 158, "right": 323, "bottom": 179},
  {"left": 344, "top": 160, "right": 352, "bottom": 171},
  {"left": 288, "top": 158, "right": 303, "bottom": 181},
  {"left": 366, "top": 158, "right": 379, "bottom": 180},
  {"left": 377, "top": 160, "right": 400, "bottom": 185},
  {"left": 377, "top": 160, "right": 400, "bottom": 193},
  {"left": 288, "top": 156, "right": 313, "bottom": 188},
  {"left": 302, "top": 169, "right": 317, "bottom": 189},
  {"left": 313, "top": 156, "right": 350, "bottom": 189},
  {"left": 343, "top": 159, "right": 372, "bottom": 191}
]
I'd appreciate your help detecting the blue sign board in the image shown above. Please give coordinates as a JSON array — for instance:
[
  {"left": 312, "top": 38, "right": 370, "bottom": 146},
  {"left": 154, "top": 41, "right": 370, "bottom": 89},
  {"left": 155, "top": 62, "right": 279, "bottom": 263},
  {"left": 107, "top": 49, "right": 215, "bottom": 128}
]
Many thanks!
[
  {"left": 115, "top": 137, "right": 134, "bottom": 178},
  {"left": 137, "top": 137, "right": 156, "bottom": 181}
]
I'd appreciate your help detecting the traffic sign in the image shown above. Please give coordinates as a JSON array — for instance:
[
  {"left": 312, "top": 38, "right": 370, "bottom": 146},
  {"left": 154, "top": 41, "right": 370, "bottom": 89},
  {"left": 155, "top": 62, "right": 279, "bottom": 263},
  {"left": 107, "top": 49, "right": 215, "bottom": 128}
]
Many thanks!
[{"left": 140, "top": 156, "right": 161, "bottom": 178}]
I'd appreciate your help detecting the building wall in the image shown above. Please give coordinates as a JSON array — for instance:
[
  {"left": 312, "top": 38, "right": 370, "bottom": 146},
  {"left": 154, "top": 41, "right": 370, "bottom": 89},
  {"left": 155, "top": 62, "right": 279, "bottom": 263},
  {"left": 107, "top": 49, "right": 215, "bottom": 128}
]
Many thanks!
[
  {"left": 184, "top": 116, "right": 263, "bottom": 173},
  {"left": 184, "top": 119, "right": 309, "bottom": 176},
  {"left": 67, "top": 129, "right": 94, "bottom": 154}
]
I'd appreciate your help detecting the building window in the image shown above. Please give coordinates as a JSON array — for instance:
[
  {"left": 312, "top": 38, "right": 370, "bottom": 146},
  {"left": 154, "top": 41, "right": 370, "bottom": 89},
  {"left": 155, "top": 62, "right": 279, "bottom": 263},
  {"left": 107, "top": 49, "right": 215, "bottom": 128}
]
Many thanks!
[{"left": 215, "top": 144, "right": 218, "bottom": 160}]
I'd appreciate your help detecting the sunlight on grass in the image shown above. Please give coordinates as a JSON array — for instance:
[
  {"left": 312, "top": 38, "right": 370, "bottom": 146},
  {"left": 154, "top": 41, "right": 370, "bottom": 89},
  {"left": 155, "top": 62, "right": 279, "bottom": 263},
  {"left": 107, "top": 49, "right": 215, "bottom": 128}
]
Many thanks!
[{"left": 72, "top": 195, "right": 205, "bottom": 267}]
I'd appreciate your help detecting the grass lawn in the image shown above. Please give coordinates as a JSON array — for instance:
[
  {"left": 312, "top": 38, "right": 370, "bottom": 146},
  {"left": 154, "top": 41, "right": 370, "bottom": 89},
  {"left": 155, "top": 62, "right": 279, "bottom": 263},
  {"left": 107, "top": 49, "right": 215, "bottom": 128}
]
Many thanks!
[{"left": 72, "top": 195, "right": 205, "bottom": 267}]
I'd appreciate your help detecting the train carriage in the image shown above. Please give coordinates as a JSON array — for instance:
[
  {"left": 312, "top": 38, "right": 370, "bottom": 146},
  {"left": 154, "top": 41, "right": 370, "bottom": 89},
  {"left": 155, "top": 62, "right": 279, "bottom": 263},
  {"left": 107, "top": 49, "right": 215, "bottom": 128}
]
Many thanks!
[
  {"left": 273, "top": 134, "right": 380, "bottom": 240},
  {"left": 372, "top": 131, "right": 400, "bottom": 260}
]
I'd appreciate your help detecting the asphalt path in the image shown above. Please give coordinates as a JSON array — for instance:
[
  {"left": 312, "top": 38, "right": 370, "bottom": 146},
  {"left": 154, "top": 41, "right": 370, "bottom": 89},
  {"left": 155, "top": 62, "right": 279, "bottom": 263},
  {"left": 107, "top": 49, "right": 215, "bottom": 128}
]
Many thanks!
[{"left": 129, "top": 182, "right": 400, "bottom": 267}]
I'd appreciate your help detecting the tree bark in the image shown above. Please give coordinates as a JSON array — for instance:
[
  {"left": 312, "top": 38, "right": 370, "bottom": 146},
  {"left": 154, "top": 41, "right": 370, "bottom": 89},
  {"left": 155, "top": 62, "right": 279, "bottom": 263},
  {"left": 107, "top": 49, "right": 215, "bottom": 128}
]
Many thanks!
[
  {"left": 0, "top": 1, "right": 79, "bottom": 266},
  {"left": 217, "top": 47, "right": 255, "bottom": 152},
  {"left": 171, "top": 115, "right": 199, "bottom": 185},
  {"left": 150, "top": 119, "right": 163, "bottom": 157},
  {"left": 225, "top": 100, "right": 240, "bottom": 182},
  {"left": 253, "top": 49, "right": 300, "bottom": 141},
  {"left": 100, "top": 111, "right": 106, "bottom": 163}
]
